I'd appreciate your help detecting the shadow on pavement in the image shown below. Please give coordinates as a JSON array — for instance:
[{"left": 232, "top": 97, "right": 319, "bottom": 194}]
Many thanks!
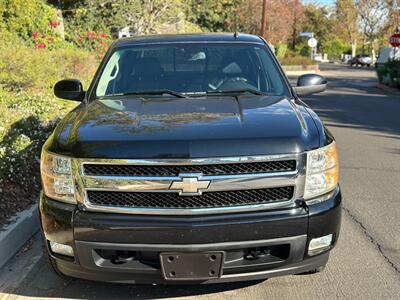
[
  {"left": 299, "top": 67, "right": 400, "bottom": 137},
  {"left": 12, "top": 257, "right": 265, "bottom": 300},
  {"left": 64, "top": 279, "right": 263, "bottom": 300}
]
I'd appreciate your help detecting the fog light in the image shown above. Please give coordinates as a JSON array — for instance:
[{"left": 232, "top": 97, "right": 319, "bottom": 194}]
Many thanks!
[
  {"left": 49, "top": 241, "right": 74, "bottom": 257},
  {"left": 308, "top": 234, "right": 333, "bottom": 256}
]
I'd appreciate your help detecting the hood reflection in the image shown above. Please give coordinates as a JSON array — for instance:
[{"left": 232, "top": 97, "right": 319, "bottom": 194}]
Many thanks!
[{"left": 82, "top": 95, "right": 290, "bottom": 134}]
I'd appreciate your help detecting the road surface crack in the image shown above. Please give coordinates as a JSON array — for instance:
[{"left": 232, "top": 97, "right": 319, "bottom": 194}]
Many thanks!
[
  {"left": 341, "top": 166, "right": 400, "bottom": 173},
  {"left": 343, "top": 206, "right": 400, "bottom": 275}
]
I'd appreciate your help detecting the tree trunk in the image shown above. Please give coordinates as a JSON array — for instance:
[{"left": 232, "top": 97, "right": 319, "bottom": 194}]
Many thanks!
[
  {"left": 54, "top": 0, "right": 65, "bottom": 39},
  {"left": 351, "top": 39, "right": 357, "bottom": 57},
  {"left": 371, "top": 48, "right": 376, "bottom": 64}
]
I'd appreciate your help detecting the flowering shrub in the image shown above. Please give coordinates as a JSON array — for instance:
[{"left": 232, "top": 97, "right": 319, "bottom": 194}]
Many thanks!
[
  {"left": 0, "top": 39, "right": 98, "bottom": 222},
  {"left": 77, "top": 31, "right": 112, "bottom": 54},
  {"left": 31, "top": 18, "right": 72, "bottom": 50},
  {"left": 0, "top": 39, "right": 97, "bottom": 91},
  {"left": 0, "top": 90, "right": 64, "bottom": 189},
  {"left": 0, "top": 88, "right": 74, "bottom": 222},
  {"left": 0, "top": 0, "right": 57, "bottom": 42}
]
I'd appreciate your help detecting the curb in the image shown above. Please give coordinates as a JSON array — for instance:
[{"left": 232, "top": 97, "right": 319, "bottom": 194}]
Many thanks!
[
  {"left": 282, "top": 65, "right": 320, "bottom": 77},
  {"left": 0, "top": 204, "right": 40, "bottom": 269},
  {"left": 376, "top": 83, "right": 400, "bottom": 96},
  {"left": 285, "top": 70, "right": 320, "bottom": 76}
]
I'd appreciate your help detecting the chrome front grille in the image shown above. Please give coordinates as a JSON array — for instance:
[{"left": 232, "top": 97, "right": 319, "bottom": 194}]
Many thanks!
[
  {"left": 72, "top": 154, "right": 305, "bottom": 215},
  {"left": 87, "top": 187, "right": 295, "bottom": 209},
  {"left": 82, "top": 160, "right": 297, "bottom": 177}
]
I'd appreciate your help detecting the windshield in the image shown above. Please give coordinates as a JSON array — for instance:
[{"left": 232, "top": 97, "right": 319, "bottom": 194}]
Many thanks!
[{"left": 95, "top": 43, "right": 290, "bottom": 97}]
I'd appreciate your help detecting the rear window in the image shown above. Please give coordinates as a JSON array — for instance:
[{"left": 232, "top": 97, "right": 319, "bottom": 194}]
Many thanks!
[{"left": 95, "top": 43, "right": 289, "bottom": 97}]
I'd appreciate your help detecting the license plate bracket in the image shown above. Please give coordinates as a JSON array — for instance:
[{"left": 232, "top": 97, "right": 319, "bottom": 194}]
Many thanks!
[{"left": 160, "top": 251, "right": 224, "bottom": 280}]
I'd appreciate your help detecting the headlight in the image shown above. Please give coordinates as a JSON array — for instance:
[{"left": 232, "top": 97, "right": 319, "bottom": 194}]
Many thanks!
[
  {"left": 40, "top": 149, "right": 76, "bottom": 204},
  {"left": 304, "top": 142, "right": 339, "bottom": 200}
]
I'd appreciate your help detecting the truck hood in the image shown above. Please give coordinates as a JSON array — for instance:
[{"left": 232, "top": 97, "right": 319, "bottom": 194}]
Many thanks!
[{"left": 50, "top": 95, "right": 320, "bottom": 158}]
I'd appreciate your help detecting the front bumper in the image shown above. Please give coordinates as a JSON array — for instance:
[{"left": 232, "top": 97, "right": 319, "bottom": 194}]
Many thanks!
[{"left": 39, "top": 187, "right": 341, "bottom": 284}]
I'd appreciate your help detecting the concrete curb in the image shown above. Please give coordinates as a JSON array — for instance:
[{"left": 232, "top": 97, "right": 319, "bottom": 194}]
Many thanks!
[
  {"left": 376, "top": 83, "right": 400, "bottom": 96},
  {"left": 0, "top": 204, "right": 40, "bottom": 269},
  {"left": 285, "top": 70, "right": 320, "bottom": 76},
  {"left": 282, "top": 65, "right": 320, "bottom": 77}
]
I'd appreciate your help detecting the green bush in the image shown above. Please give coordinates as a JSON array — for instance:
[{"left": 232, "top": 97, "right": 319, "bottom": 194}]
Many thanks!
[
  {"left": 0, "top": 88, "right": 77, "bottom": 219},
  {"left": 0, "top": 40, "right": 97, "bottom": 91},
  {"left": 0, "top": 37, "right": 98, "bottom": 219},
  {"left": 324, "top": 38, "right": 351, "bottom": 60},
  {"left": 376, "top": 67, "right": 389, "bottom": 83},
  {"left": 0, "top": 0, "right": 58, "bottom": 43},
  {"left": 381, "top": 60, "right": 400, "bottom": 88},
  {"left": 275, "top": 44, "right": 288, "bottom": 60},
  {"left": 280, "top": 50, "right": 314, "bottom": 66}
]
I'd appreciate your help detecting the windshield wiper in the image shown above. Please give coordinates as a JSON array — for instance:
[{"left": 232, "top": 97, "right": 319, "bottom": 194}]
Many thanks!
[
  {"left": 104, "top": 89, "right": 187, "bottom": 98},
  {"left": 206, "top": 89, "right": 265, "bottom": 96}
]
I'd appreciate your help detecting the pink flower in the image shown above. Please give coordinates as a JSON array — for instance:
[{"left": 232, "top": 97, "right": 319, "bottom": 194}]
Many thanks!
[
  {"left": 32, "top": 32, "right": 39, "bottom": 40},
  {"left": 87, "top": 32, "right": 96, "bottom": 39},
  {"left": 100, "top": 33, "right": 107, "bottom": 38},
  {"left": 49, "top": 20, "right": 60, "bottom": 28},
  {"left": 35, "top": 43, "right": 46, "bottom": 49}
]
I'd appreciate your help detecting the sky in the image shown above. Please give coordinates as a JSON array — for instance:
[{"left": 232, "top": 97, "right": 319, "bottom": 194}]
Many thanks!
[{"left": 303, "top": 0, "right": 334, "bottom": 6}]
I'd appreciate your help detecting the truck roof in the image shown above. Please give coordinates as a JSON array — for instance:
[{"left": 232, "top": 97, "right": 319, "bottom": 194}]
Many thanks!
[{"left": 113, "top": 33, "right": 265, "bottom": 48}]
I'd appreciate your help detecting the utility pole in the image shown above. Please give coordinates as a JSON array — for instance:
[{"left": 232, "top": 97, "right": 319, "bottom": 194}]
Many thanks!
[{"left": 260, "top": 0, "right": 267, "bottom": 37}]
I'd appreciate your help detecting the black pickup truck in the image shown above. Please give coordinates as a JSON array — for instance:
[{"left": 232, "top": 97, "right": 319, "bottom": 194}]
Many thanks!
[{"left": 40, "top": 33, "right": 341, "bottom": 284}]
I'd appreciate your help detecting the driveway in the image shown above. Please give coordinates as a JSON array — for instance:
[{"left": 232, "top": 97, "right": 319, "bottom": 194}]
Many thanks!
[{"left": 1, "top": 64, "right": 399, "bottom": 300}]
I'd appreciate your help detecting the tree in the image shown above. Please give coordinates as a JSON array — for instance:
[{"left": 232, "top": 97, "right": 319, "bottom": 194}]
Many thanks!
[
  {"left": 113, "top": 0, "right": 184, "bottom": 34},
  {"left": 355, "top": 0, "right": 389, "bottom": 55},
  {"left": 61, "top": 0, "right": 186, "bottom": 37},
  {"left": 300, "top": 4, "right": 335, "bottom": 53},
  {"left": 290, "top": 0, "right": 304, "bottom": 50},
  {"left": 234, "top": 0, "right": 262, "bottom": 35},
  {"left": 187, "top": 0, "right": 243, "bottom": 32},
  {"left": 378, "top": 0, "right": 400, "bottom": 47},
  {"left": 336, "top": 0, "right": 359, "bottom": 57},
  {"left": 324, "top": 37, "right": 351, "bottom": 59},
  {"left": 234, "top": 0, "right": 303, "bottom": 45}
]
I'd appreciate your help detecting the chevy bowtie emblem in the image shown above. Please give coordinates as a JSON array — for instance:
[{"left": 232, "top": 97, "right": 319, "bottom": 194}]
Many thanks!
[{"left": 169, "top": 175, "right": 210, "bottom": 196}]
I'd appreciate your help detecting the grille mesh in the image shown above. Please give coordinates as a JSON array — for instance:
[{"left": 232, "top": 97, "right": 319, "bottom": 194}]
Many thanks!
[
  {"left": 83, "top": 160, "right": 296, "bottom": 177},
  {"left": 86, "top": 187, "right": 294, "bottom": 209}
]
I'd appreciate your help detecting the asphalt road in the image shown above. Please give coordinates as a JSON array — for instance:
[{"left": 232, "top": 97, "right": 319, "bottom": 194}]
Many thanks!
[{"left": 1, "top": 64, "right": 399, "bottom": 299}]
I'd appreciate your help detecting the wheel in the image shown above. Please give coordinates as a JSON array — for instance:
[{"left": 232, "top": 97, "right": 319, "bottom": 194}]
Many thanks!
[
  {"left": 367, "top": 64, "right": 371, "bottom": 67},
  {"left": 41, "top": 234, "right": 71, "bottom": 280}
]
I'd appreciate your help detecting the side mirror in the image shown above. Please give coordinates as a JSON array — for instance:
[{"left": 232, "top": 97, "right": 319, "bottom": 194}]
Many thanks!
[
  {"left": 293, "top": 74, "right": 327, "bottom": 97},
  {"left": 54, "top": 79, "right": 85, "bottom": 101}
]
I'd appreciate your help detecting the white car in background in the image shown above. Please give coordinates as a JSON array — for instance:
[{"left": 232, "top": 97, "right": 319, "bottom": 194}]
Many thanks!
[
  {"left": 313, "top": 54, "right": 323, "bottom": 62},
  {"left": 349, "top": 55, "right": 372, "bottom": 67}
]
